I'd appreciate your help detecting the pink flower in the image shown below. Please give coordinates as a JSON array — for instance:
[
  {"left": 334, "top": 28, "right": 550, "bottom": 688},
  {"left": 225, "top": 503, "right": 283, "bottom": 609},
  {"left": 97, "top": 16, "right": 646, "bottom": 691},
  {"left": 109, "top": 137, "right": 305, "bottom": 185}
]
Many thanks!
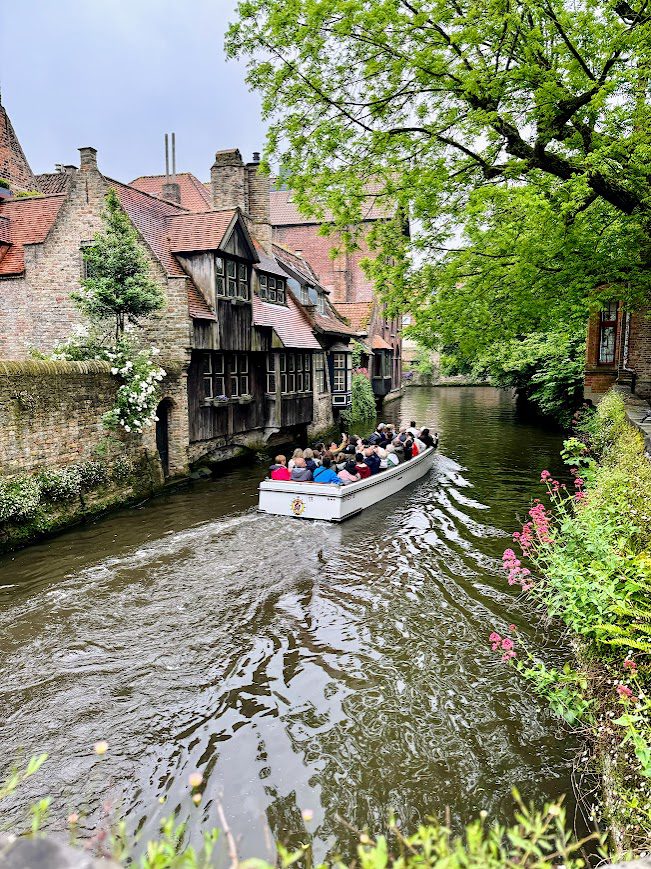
[
  {"left": 501, "top": 650, "right": 516, "bottom": 662},
  {"left": 624, "top": 659, "right": 637, "bottom": 671},
  {"left": 501, "top": 637, "right": 514, "bottom": 651},
  {"left": 509, "top": 624, "right": 516, "bottom": 632},
  {"left": 540, "top": 470, "right": 551, "bottom": 482},
  {"left": 489, "top": 631, "right": 502, "bottom": 651},
  {"left": 502, "top": 549, "right": 516, "bottom": 561},
  {"left": 616, "top": 684, "right": 633, "bottom": 700}
]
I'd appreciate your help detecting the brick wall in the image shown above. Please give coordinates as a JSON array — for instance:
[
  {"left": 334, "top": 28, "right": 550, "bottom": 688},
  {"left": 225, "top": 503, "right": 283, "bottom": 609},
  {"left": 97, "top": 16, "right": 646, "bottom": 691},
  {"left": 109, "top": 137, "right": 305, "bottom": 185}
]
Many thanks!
[
  {"left": 627, "top": 310, "right": 651, "bottom": 399},
  {"left": 272, "top": 223, "right": 376, "bottom": 303}
]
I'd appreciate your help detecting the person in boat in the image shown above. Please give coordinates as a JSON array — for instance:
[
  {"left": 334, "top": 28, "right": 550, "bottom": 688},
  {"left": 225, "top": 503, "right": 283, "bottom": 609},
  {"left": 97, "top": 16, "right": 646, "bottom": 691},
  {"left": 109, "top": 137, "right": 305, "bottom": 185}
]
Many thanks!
[
  {"left": 377, "top": 447, "right": 389, "bottom": 470},
  {"left": 269, "top": 455, "right": 291, "bottom": 480},
  {"left": 393, "top": 427, "right": 408, "bottom": 447},
  {"left": 407, "top": 420, "right": 420, "bottom": 437},
  {"left": 303, "top": 448, "right": 318, "bottom": 473},
  {"left": 330, "top": 433, "right": 348, "bottom": 453},
  {"left": 290, "top": 456, "right": 313, "bottom": 482},
  {"left": 420, "top": 428, "right": 436, "bottom": 449},
  {"left": 334, "top": 453, "right": 348, "bottom": 472},
  {"left": 288, "top": 448, "right": 304, "bottom": 471},
  {"left": 403, "top": 437, "right": 414, "bottom": 460},
  {"left": 364, "top": 446, "right": 382, "bottom": 475},
  {"left": 385, "top": 444, "right": 400, "bottom": 467},
  {"left": 413, "top": 432, "right": 427, "bottom": 453},
  {"left": 355, "top": 452, "right": 371, "bottom": 479},
  {"left": 338, "top": 460, "right": 361, "bottom": 484},
  {"left": 368, "top": 424, "right": 388, "bottom": 447},
  {"left": 312, "top": 456, "right": 343, "bottom": 485}
]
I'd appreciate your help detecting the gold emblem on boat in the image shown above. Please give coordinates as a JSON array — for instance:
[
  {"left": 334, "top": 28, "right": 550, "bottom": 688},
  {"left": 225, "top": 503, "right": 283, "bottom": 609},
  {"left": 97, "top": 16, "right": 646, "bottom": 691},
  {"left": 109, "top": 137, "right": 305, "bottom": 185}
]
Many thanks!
[{"left": 290, "top": 497, "right": 306, "bottom": 516}]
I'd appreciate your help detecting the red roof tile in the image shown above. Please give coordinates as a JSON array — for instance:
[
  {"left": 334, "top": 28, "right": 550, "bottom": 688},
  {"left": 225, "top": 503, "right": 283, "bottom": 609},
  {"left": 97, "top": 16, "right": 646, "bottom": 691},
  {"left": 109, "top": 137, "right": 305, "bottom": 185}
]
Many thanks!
[
  {"left": 270, "top": 183, "right": 393, "bottom": 226},
  {"left": 313, "top": 310, "right": 357, "bottom": 337},
  {"left": 167, "top": 210, "right": 237, "bottom": 254},
  {"left": 188, "top": 282, "right": 216, "bottom": 320},
  {"left": 253, "top": 241, "right": 291, "bottom": 278},
  {"left": 252, "top": 292, "right": 321, "bottom": 350},
  {"left": 130, "top": 173, "right": 212, "bottom": 212},
  {"left": 372, "top": 334, "right": 392, "bottom": 350},
  {"left": 107, "top": 179, "right": 186, "bottom": 277},
  {"left": 272, "top": 242, "right": 320, "bottom": 284},
  {"left": 0, "top": 194, "right": 67, "bottom": 276},
  {"left": 36, "top": 172, "right": 74, "bottom": 195},
  {"left": 335, "top": 301, "right": 374, "bottom": 333}
]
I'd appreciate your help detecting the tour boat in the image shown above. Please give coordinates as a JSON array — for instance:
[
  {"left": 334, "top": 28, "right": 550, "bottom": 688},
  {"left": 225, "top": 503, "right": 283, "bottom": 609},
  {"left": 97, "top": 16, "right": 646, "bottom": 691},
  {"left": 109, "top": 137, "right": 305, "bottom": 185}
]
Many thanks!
[{"left": 258, "top": 446, "right": 438, "bottom": 522}]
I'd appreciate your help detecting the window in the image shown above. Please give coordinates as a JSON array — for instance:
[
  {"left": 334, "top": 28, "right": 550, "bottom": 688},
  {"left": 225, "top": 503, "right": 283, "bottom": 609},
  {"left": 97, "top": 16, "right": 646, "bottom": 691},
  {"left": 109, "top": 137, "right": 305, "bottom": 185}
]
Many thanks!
[
  {"left": 333, "top": 352, "right": 348, "bottom": 392},
  {"left": 317, "top": 293, "right": 327, "bottom": 315},
  {"left": 598, "top": 302, "right": 618, "bottom": 364},
  {"left": 279, "top": 352, "right": 312, "bottom": 394},
  {"left": 266, "top": 353, "right": 276, "bottom": 394},
  {"left": 230, "top": 354, "right": 249, "bottom": 396},
  {"left": 202, "top": 353, "right": 225, "bottom": 399},
  {"left": 258, "top": 273, "right": 286, "bottom": 305},
  {"left": 216, "top": 256, "right": 249, "bottom": 300},
  {"left": 315, "top": 353, "right": 326, "bottom": 393},
  {"left": 80, "top": 241, "right": 96, "bottom": 280}
]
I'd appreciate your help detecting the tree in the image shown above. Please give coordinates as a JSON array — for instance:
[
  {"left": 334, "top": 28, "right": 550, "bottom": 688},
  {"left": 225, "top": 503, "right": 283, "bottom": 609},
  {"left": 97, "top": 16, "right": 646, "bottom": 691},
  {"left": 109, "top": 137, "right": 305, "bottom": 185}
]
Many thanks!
[
  {"left": 227, "top": 0, "right": 651, "bottom": 416},
  {"left": 73, "top": 189, "right": 165, "bottom": 343}
]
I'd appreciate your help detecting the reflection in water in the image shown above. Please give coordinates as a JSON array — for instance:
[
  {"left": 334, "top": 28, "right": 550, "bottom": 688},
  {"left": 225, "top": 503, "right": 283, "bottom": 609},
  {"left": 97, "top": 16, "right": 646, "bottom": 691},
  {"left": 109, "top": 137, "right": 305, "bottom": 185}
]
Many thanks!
[{"left": 0, "top": 388, "right": 577, "bottom": 862}]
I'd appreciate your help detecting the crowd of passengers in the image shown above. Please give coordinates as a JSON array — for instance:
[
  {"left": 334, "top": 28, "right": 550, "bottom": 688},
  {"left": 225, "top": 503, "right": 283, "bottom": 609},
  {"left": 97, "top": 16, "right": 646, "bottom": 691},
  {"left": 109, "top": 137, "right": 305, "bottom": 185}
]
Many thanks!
[{"left": 267, "top": 421, "right": 439, "bottom": 485}]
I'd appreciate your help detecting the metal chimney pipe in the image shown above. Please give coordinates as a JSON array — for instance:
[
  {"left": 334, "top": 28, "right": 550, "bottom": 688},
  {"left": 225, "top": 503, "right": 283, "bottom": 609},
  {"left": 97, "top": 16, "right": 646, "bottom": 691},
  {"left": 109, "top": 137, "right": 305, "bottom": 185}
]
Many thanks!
[
  {"left": 171, "top": 132, "right": 176, "bottom": 182},
  {"left": 164, "top": 134, "right": 169, "bottom": 180}
]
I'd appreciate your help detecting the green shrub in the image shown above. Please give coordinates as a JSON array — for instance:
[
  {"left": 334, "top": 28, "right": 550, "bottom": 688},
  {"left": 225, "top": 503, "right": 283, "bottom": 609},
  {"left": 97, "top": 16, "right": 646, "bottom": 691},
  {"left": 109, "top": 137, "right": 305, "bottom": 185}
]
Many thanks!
[
  {"left": 78, "top": 460, "right": 109, "bottom": 491},
  {"left": 38, "top": 467, "right": 82, "bottom": 502},
  {"left": 0, "top": 475, "right": 41, "bottom": 523},
  {"left": 347, "top": 372, "right": 376, "bottom": 422},
  {"left": 111, "top": 456, "right": 134, "bottom": 483}
]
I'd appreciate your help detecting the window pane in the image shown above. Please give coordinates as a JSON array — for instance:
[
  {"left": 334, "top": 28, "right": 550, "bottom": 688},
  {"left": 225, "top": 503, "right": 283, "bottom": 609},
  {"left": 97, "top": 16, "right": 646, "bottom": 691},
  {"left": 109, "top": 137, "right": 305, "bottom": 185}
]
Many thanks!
[
  {"left": 599, "top": 325, "right": 616, "bottom": 363},
  {"left": 297, "top": 371, "right": 303, "bottom": 392},
  {"left": 269, "top": 277, "right": 276, "bottom": 289},
  {"left": 227, "top": 279, "right": 237, "bottom": 297},
  {"left": 216, "top": 257, "right": 224, "bottom": 274},
  {"left": 240, "top": 375, "right": 249, "bottom": 394},
  {"left": 238, "top": 263, "right": 247, "bottom": 280},
  {"left": 288, "top": 355, "right": 295, "bottom": 372},
  {"left": 230, "top": 375, "right": 239, "bottom": 396},
  {"left": 227, "top": 260, "right": 236, "bottom": 277},
  {"left": 214, "top": 354, "right": 224, "bottom": 374},
  {"left": 240, "top": 355, "right": 249, "bottom": 373},
  {"left": 305, "top": 372, "right": 311, "bottom": 391},
  {"left": 202, "top": 354, "right": 213, "bottom": 375},
  {"left": 280, "top": 355, "right": 286, "bottom": 373},
  {"left": 216, "top": 276, "right": 225, "bottom": 296},
  {"left": 269, "top": 286, "right": 276, "bottom": 302},
  {"left": 215, "top": 376, "right": 225, "bottom": 396},
  {"left": 203, "top": 376, "right": 213, "bottom": 399},
  {"left": 267, "top": 373, "right": 276, "bottom": 394},
  {"left": 288, "top": 372, "right": 295, "bottom": 392},
  {"left": 259, "top": 274, "right": 267, "bottom": 287},
  {"left": 281, "top": 373, "right": 288, "bottom": 393}
]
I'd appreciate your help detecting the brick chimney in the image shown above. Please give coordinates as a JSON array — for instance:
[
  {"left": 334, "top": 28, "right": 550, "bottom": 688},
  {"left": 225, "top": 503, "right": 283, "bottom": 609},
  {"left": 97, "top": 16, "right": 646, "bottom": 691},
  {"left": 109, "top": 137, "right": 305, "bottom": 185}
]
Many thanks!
[
  {"left": 162, "top": 181, "right": 181, "bottom": 205},
  {"left": 78, "top": 147, "right": 98, "bottom": 172},
  {"left": 211, "top": 149, "right": 247, "bottom": 211},
  {"left": 246, "top": 153, "right": 272, "bottom": 253}
]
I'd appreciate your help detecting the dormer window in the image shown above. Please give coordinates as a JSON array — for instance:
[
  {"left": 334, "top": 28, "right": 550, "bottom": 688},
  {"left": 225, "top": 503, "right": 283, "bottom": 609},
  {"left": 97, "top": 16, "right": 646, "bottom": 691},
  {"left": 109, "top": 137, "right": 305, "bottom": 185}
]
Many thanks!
[
  {"left": 317, "top": 293, "right": 327, "bottom": 316},
  {"left": 216, "top": 256, "right": 249, "bottom": 300},
  {"left": 258, "top": 273, "right": 286, "bottom": 305}
]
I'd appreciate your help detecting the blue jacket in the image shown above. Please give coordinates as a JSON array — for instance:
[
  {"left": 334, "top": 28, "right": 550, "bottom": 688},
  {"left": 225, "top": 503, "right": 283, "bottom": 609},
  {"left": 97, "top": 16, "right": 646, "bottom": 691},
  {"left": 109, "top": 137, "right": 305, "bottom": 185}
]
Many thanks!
[
  {"left": 365, "top": 453, "right": 382, "bottom": 475},
  {"left": 313, "top": 466, "right": 342, "bottom": 485}
]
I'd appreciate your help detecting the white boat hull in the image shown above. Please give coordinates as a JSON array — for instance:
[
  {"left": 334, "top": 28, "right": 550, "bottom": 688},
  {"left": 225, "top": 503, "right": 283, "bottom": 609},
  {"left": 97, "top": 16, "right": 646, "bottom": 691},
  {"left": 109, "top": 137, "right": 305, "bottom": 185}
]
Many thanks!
[{"left": 258, "top": 447, "right": 437, "bottom": 522}]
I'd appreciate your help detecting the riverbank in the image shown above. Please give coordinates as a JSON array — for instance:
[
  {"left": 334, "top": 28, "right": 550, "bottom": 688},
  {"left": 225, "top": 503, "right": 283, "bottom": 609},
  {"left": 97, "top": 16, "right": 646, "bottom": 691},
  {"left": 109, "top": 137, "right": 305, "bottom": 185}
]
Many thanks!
[{"left": 499, "top": 391, "right": 651, "bottom": 856}]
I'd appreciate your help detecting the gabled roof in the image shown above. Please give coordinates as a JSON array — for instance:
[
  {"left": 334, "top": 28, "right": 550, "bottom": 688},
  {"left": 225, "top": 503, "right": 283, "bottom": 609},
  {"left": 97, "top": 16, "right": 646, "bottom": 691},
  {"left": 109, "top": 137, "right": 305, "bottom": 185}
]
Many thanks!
[
  {"left": 272, "top": 242, "right": 320, "bottom": 285},
  {"left": 371, "top": 334, "right": 393, "bottom": 350},
  {"left": 36, "top": 172, "right": 74, "bottom": 195},
  {"left": 252, "top": 291, "right": 321, "bottom": 350},
  {"left": 0, "top": 194, "right": 67, "bottom": 276},
  {"left": 166, "top": 209, "right": 251, "bottom": 255},
  {"left": 335, "top": 301, "right": 374, "bottom": 333},
  {"left": 130, "top": 172, "right": 212, "bottom": 212},
  {"left": 270, "top": 183, "right": 393, "bottom": 226},
  {"left": 253, "top": 241, "right": 291, "bottom": 279},
  {"left": 0, "top": 101, "right": 39, "bottom": 194},
  {"left": 107, "top": 178, "right": 187, "bottom": 277}
]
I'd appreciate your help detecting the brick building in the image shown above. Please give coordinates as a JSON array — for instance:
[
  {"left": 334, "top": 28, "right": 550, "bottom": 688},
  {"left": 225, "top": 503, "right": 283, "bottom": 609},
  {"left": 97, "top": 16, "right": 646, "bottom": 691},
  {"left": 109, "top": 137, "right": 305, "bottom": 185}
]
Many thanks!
[
  {"left": 584, "top": 302, "right": 651, "bottom": 403},
  {"left": 0, "top": 99, "right": 353, "bottom": 478},
  {"left": 270, "top": 186, "right": 403, "bottom": 403}
]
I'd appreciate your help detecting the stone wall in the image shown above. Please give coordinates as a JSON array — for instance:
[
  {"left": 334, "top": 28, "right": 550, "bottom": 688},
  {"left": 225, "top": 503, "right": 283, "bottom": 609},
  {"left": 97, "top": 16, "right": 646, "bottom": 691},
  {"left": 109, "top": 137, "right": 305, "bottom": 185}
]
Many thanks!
[{"left": 0, "top": 360, "right": 163, "bottom": 552}]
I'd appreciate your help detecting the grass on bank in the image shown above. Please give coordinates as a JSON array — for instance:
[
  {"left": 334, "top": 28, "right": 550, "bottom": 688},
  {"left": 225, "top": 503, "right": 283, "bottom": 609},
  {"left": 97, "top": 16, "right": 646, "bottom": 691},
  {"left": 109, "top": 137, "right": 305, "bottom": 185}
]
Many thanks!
[{"left": 494, "top": 391, "right": 651, "bottom": 853}]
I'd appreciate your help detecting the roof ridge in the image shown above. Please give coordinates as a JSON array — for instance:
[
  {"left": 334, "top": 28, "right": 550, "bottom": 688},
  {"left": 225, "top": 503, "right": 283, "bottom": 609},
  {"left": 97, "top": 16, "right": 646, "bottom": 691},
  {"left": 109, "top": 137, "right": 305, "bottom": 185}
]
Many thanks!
[{"left": 1, "top": 191, "right": 67, "bottom": 203}]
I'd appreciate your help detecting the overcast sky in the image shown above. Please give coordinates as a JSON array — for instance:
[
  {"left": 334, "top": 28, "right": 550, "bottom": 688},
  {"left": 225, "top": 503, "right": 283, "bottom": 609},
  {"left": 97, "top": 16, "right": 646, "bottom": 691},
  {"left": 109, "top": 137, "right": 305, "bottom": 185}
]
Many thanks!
[{"left": 0, "top": 0, "right": 264, "bottom": 183}]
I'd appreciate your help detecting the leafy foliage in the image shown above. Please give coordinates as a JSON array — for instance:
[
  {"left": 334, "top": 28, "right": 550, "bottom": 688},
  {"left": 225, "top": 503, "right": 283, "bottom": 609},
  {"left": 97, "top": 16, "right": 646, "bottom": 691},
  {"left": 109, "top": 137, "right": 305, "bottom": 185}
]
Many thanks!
[
  {"left": 228, "top": 0, "right": 651, "bottom": 418},
  {"left": 0, "top": 475, "right": 41, "bottom": 523},
  {"left": 72, "top": 189, "right": 165, "bottom": 342},
  {"left": 342, "top": 372, "right": 376, "bottom": 424}
]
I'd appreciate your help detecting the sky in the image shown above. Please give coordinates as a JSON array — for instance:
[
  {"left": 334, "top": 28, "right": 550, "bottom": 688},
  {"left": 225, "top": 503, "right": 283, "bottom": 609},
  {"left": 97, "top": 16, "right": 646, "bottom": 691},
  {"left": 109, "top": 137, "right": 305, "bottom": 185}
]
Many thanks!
[{"left": 0, "top": 0, "right": 265, "bottom": 183}]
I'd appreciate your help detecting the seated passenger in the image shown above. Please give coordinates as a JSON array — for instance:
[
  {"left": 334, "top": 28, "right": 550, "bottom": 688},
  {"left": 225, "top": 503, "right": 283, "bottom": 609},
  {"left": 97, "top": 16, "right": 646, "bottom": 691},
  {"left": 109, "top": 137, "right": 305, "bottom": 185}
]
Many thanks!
[
  {"left": 385, "top": 444, "right": 400, "bottom": 467},
  {"left": 312, "top": 457, "right": 343, "bottom": 485},
  {"left": 368, "top": 424, "right": 387, "bottom": 446},
  {"left": 290, "top": 457, "right": 313, "bottom": 482},
  {"left": 364, "top": 446, "right": 381, "bottom": 475},
  {"left": 377, "top": 447, "right": 389, "bottom": 470},
  {"left": 393, "top": 428, "right": 408, "bottom": 447},
  {"left": 338, "top": 461, "right": 361, "bottom": 484},
  {"left": 413, "top": 434, "right": 426, "bottom": 453},
  {"left": 269, "top": 455, "right": 291, "bottom": 480},
  {"left": 330, "top": 433, "right": 348, "bottom": 453},
  {"left": 403, "top": 437, "right": 414, "bottom": 460},
  {"left": 407, "top": 420, "right": 420, "bottom": 437},
  {"left": 303, "top": 448, "right": 318, "bottom": 473},
  {"left": 420, "top": 428, "right": 436, "bottom": 449},
  {"left": 355, "top": 452, "right": 371, "bottom": 479},
  {"left": 288, "top": 448, "right": 304, "bottom": 471},
  {"left": 334, "top": 453, "right": 348, "bottom": 471}
]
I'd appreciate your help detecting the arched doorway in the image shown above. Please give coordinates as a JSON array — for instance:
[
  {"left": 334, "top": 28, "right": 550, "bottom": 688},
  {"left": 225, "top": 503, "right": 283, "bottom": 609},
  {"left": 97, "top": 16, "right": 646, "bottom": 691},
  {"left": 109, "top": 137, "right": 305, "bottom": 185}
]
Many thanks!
[{"left": 156, "top": 399, "right": 172, "bottom": 478}]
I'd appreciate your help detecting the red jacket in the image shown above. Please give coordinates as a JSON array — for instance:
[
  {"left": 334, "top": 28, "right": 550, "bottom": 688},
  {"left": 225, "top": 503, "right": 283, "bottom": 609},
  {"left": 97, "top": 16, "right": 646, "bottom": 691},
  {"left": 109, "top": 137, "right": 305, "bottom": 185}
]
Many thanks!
[
  {"left": 356, "top": 463, "right": 371, "bottom": 479},
  {"left": 271, "top": 465, "right": 291, "bottom": 480}
]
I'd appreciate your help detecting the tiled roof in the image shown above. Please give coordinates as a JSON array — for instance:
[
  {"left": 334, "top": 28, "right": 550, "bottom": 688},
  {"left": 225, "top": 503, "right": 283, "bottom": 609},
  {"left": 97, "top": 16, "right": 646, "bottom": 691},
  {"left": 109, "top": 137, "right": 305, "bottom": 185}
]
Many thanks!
[
  {"left": 167, "top": 210, "right": 236, "bottom": 253},
  {"left": 272, "top": 242, "right": 320, "bottom": 285},
  {"left": 0, "top": 102, "right": 39, "bottom": 193},
  {"left": 372, "top": 334, "right": 393, "bottom": 350},
  {"left": 313, "top": 310, "right": 357, "bottom": 337},
  {"left": 0, "top": 194, "right": 67, "bottom": 276},
  {"left": 270, "top": 183, "right": 393, "bottom": 226},
  {"left": 252, "top": 291, "right": 321, "bottom": 350},
  {"left": 36, "top": 172, "right": 74, "bottom": 195},
  {"left": 130, "top": 173, "right": 212, "bottom": 212},
  {"left": 107, "top": 179, "right": 187, "bottom": 277},
  {"left": 253, "top": 241, "right": 291, "bottom": 278},
  {"left": 188, "top": 282, "right": 216, "bottom": 320},
  {"left": 335, "top": 301, "right": 374, "bottom": 333}
]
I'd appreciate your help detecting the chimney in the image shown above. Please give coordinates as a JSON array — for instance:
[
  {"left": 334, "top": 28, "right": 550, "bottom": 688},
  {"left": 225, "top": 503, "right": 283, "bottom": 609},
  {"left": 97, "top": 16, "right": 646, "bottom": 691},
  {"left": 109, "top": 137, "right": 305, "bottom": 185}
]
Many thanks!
[
  {"left": 252, "top": 151, "right": 260, "bottom": 163},
  {"left": 63, "top": 164, "right": 78, "bottom": 174},
  {"left": 246, "top": 156, "right": 272, "bottom": 253},
  {"left": 211, "top": 149, "right": 247, "bottom": 211},
  {"left": 162, "top": 132, "right": 181, "bottom": 204},
  {"left": 79, "top": 147, "right": 98, "bottom": 172}
]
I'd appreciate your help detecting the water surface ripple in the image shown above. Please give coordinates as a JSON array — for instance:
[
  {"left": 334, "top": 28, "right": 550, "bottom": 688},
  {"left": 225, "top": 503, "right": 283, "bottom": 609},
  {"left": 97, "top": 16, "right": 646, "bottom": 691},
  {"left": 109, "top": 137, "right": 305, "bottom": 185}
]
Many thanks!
[{"left": 0, "top": 387, "right": 576, "bottom": 861}]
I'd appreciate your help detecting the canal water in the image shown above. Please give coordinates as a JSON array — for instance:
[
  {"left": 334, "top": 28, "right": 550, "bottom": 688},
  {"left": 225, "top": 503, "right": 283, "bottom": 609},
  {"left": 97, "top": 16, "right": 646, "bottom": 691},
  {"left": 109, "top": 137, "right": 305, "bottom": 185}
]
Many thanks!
[{"left": 0, "top": 387, "right": 579, "bottom": 861}]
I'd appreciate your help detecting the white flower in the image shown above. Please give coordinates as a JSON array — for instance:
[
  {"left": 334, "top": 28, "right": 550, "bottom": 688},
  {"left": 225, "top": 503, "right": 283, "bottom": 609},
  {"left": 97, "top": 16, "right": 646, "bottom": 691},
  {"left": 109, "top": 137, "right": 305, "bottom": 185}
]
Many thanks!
[
  {"left": 111, "top": 367, "right": 118, "bottom": 375},
  {"left": 124, "top": 425, "right": 131, "bottom": 433}
]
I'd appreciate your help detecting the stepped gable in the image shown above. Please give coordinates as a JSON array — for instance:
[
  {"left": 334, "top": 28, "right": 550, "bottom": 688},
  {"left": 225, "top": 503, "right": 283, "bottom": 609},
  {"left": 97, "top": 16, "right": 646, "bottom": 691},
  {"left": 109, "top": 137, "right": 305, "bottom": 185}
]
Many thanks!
[
  {"left": 0, "top": 194, "right": 67, "bottom": 276},
  {"left": 0, "top": 100, "right": 40, "bottom": 193},
  {"left": 130, "top": 173, "right": 211, "bottom": 212}
]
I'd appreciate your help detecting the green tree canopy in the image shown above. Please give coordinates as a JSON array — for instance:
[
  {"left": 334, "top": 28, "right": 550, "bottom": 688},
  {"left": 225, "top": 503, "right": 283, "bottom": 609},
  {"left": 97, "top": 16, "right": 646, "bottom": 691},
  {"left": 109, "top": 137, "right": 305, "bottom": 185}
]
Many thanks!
[
  {"left": 73, "top": 188, "right": 165, "bottom": 342},
  {"left": 228, "top": 0, "right": 651, "bottom": 415}
]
